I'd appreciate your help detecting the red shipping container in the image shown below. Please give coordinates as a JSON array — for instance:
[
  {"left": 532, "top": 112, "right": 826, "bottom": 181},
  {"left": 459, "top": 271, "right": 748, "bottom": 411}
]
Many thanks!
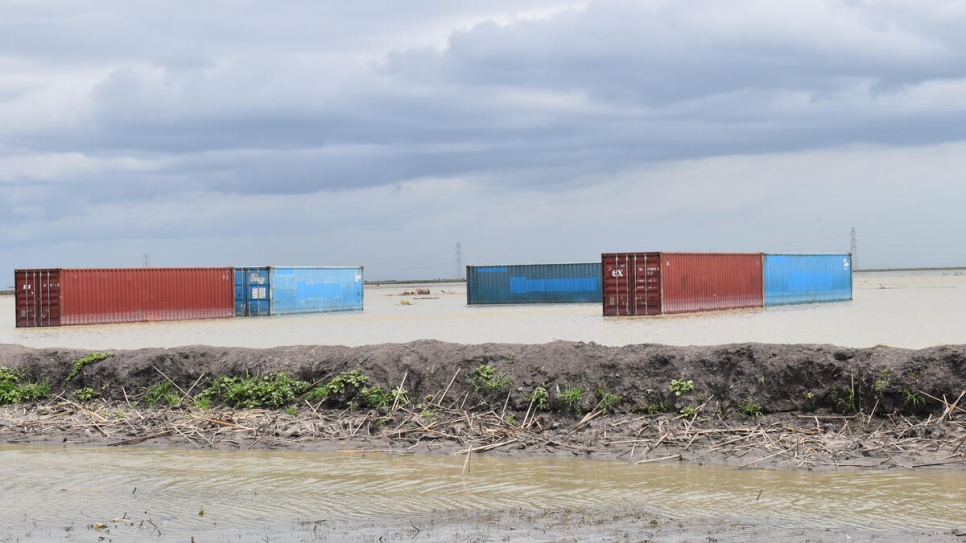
[
  {"left": 602, "top": 253, "right": 763, "bottom": 316},
  {"left": 15, "top": 268, "right": 234, "bottom": 327}
]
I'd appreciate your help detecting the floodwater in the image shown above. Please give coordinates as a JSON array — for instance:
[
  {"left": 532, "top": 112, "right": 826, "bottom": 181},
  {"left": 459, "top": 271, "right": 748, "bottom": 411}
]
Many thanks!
[
  {"left": 2, "top": 269, "right": 966, "bottom": 350},
  {"left": 1, "top": 446, "right": 964, "bottom": 542},
  {"left": 2, "top": 269, "right": 966, "bottom": 541}
]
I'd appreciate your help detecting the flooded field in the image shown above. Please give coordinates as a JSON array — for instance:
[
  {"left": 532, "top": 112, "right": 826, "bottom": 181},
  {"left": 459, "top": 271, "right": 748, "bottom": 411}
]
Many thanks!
[
  {"left": 3, "top": 269, "right": 966, "bottom": 350},
  {"left": 2, "top": 269, "right": 965, "bottom": 541},
  {"left": 2, "top": 445, "right": 965, "bottom": 542}
]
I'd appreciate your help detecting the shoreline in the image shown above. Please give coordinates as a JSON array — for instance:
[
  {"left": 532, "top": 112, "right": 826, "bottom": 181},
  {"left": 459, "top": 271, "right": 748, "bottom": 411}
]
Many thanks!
[{"left": 2, "top": 340, "right": 964, "bottom": 471}]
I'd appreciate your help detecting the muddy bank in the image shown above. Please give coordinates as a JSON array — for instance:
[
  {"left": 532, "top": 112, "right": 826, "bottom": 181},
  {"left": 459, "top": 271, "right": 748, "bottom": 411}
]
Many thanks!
[{"left": 1, "top": 341, "right": 965, "bottom": 471}]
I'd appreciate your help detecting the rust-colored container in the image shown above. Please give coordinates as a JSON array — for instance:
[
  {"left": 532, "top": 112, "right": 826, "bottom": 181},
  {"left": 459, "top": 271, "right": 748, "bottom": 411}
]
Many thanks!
[
  {"left": 15, "top": 268, "right": 234, "bottom": 327},
  {"left": 602, "top": 253, "right": 763, "bottom": 316}
]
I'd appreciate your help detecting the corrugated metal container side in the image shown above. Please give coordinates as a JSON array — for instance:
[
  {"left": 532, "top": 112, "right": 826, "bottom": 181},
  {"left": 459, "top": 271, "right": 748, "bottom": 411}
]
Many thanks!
[
  {"left": 603, "top": 253, "right": 763, "bottom": 316},
  {"left": 268, "top": 267, "right": 364, "bottom": 315},
  {"left": 467, "top": 263, "right": 602, "bottom": 305},
  {"left": 235, "top": 267, "right": 271, "bottom": 316},
  {"left": 16, "top": 268, "right": 234, "bottom": 326},
  {"left": 15, "top": 269, "right": 62, "bottom": 327},
  {"left": 59, "top": 268, "right": 234, "bottom": 325},
  {"left": 763, "top": 254, "right": 852, "bottom": 306},
  {"left": 660, "top": 253, "right": 763, "bottom": 314}
]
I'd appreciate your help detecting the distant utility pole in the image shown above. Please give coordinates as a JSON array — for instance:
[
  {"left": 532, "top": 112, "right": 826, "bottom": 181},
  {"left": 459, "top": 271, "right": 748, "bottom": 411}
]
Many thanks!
[
  {"left": 454, "top": 242, "right": 463, "bottom": 280},
  {"left": 850, "top": 228, "right": 857, "bottom": 270},
  {"left": 143, "top": 254, "right": 151, "bottom": 267}
]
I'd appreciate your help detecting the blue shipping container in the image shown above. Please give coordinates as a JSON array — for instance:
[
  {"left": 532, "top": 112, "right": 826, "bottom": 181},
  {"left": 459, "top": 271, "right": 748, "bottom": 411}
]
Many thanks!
[
  {"left": 467, "top": 263, "right": 602, "bottom": 305},
  {"left": 763, "top": 254, "right": 852, "bottom": 306},
  {"left": 235, "top": 267, "right": 270, "bottom": 316},
  {"left": 234, "top": 266, "right": 364, "bottom": 316}
]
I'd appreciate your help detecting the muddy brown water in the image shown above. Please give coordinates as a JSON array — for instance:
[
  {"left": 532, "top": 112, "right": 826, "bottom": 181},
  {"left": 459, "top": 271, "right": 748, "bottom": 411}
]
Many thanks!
[
  {"left": 2, "top": 445, "right": 965, "bottom": 542},
  {"left": 2, "top": 269, "right": 966, "bottom": 540},
  {"left": 3, "top": 270, "right": 966, "bottom": 350}
]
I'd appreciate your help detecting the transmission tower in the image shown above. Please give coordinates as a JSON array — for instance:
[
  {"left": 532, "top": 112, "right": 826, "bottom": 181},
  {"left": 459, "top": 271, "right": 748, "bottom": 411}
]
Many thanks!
[
  {"left": 850, "top": 228, "right": 857, "bottom": 270},
  {"left": 143, "top": 254, "right": 151, "bottom": 267},
  {"left": 454, "top": 242, "right": 463, "bottom": 280}
]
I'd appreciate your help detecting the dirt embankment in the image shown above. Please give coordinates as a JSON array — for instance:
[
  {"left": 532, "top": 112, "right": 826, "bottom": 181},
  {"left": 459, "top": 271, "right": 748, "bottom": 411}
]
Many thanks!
[{"left": 2, "top": 341, "right": 965, "bottom": 470}]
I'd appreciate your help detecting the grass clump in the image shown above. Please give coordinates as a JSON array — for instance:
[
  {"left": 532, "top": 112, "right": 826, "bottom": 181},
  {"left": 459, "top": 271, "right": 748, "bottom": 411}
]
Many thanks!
[
  {"left": 0, "top": 367, "right": 51, "bottom": 405},
  {"left": 67, "top": 351, "right": 113, "bottom": 381},
  {"left": 559, "top": 385, "right": 584, "bottom": 413},
  {"left": 144, "top": 381, "right": 181, "bottom": 408},
  {"left": 200, "top": 372, "right": 309, "bottom": 409},
  {"left": 736, "top": 397, "right": 763, "bottom": 420}
]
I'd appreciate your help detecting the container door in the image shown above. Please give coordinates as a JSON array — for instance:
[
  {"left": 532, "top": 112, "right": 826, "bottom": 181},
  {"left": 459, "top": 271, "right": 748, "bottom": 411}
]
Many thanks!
[
  {"left": 15, "top": 269, "right": 62, "bottom": 327},
  {"left": 234, "top": 267, "right": 270, "bottom": 316},
  {"left": 602, "top": 253, "right": 661, "bottom": 316}
]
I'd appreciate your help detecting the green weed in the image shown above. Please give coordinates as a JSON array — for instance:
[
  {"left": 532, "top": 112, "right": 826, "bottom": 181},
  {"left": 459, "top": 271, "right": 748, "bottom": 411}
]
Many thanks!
[
  {"left": 0, "top": 367, "right": 51, "bottom": 405},
  {"left": 903, "top": 389, "right": 925, "bottom": 410},
  {"left": 736, "top": 397, "right": 763, "bottom": 420},
  {"left": 471, "top": 364, "right": 511, "bottom": 393},
  {"left": 360, "top": 385, "right": 408, "bottom": 409},
  {"left": 679, "top": 406, "right": 697, "bottom": 417},
  {"left": 527, "top": 386, "right": 550, "bottom": 411},
  {"left": 144, "top": 381, "right": 181, "bottom": 408},
  {"left": 67, "top": 351, "right": 113, "bottom": 381},
  {"left": 74, "top": 387, "right": 98, "bottom": 402},
  {"left": 305, "top": 370, "right": 370, "bottom": 403},
  {"left": 199, "top": 372, "right": 310, "bottom": 409},
  {"left": 595, "top": 387, "right": 621, "bottom": 413},
  {"left": 669, "top": 378, "right": 694, "bottom": 397},
  {"left": 559, "top": 385, "right": 584, "bottom": 412}
]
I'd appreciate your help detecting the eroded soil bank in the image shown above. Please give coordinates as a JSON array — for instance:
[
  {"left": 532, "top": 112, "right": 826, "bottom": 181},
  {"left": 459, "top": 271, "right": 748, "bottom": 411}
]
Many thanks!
[{"left": 2, "top": 340, "right": 964, "bottom": 469}]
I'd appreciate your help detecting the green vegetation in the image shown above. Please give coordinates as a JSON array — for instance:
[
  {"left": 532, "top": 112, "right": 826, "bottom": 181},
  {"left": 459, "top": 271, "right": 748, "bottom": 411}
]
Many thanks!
[
  {"left": 471, "top": 364, "right": 512, "bottom": 393},
  {"left": 559, "top": 385, "right": 584, "bottom": 412},
  {"left": 0, "top": 366, "right": 50, "bottom": 405},
  {"left": 73, "top": 387, "right": 98, "bottom": 402},
  {"left": 199, "top": 372, "right": 309, "bottom": 409},
  {"left": 903, "top": 389, "right": 926, "bottom": 410},
  {"left": 637, "top": 402, "right": 667, "bottom": 415},
  {"left": 527, "top": 386, "right": 550, "bottom": 411},
  {"left": 67, "top": 351, "right": 113, "bottom": 381},
  {"left": 595, "top": 387, "right": 621, "bottom": 413},
  {"left": 669, "top": 378, "right": 694, "bottom": 397},
  {"left": 836, "top": 385, "right": 858, "bottom": 414},
  {"left": 305, "top": 370, "right": 371, "bottom": 403},
  {"left": 736, "top": 397, "right": 763, "bottom": 420},
  {"left": 679, "top": 406, "right": 697, "bottom": 417},
  {"left": 360, "top": 384, "right": 408, "bottom": 409},
  {"left": 144, "top": 381, "right": 181, "bottom": 408}
]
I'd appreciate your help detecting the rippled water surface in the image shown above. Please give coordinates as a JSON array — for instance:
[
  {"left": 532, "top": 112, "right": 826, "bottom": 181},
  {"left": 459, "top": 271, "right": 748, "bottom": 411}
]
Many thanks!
[
  {"left": 2, "top": 446, "right": 964, "bottom": 542},
  {"left": 3, "top": 269, "right": 966, "bottom": 349}
]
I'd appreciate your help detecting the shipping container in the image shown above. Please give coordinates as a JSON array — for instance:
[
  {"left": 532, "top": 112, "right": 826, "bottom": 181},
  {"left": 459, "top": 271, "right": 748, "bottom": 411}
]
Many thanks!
[
  {"left": 466, "top": 263, "right": 602, "bottom": 305},
  {"left": 15, "top": 268, "right": 234, "bottom": 327},
  {"left": 763, "top": 254, "right": 852, "bottom": 306},
  {"left": 602, "top": 253, "right": 764, "bottom": 316},
  {"left": 234, "top": 266, "right": 364, "bottom": 316},
  {"left": 234, "top": 267, "right": 270, "bottom": 316},
  {"left": 15, "top": 269, "right": 61, "bottom": 327}
]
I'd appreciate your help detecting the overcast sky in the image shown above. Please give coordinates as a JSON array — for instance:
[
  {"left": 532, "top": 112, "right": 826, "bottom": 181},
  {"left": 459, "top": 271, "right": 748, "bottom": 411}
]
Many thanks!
[{"left": 3, "top": 0, "right": 966, "bottom": 283}]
